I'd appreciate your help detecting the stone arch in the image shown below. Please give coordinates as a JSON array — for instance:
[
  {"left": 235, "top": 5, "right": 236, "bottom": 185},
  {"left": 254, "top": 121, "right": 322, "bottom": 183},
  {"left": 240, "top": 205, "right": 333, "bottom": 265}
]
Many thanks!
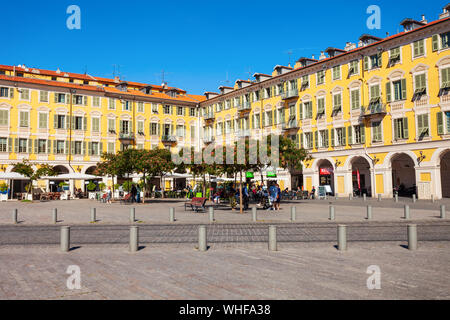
[
  {"left": 387, "top": 69, "right": 405, "bottom": 81},
  {"left": 344, "top": 154, "right": 374, "bottom": 172},
  {"left": 436, "top": 55, "right": 450, "bottom": 67},
  {"left": 410, "top": 63, "right": 429, "bottom": 74},
  {"left": 84, "top": 165, "right": 98, "bottom": 175},
  {"left": 53, "top": 165, "right": 71, "bottom": 174},
  {"left": 384, "top": 151, "right": 418, "bottom": 169}
]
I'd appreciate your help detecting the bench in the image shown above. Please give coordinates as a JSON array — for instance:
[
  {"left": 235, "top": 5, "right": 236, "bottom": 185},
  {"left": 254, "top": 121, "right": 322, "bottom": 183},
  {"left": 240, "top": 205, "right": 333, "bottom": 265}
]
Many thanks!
[
  {"left": 120, "top": 193, "right": 132, "bottom": 204},
  {"left": 184, "top": 197, "right": 207, "bottom": 212}
]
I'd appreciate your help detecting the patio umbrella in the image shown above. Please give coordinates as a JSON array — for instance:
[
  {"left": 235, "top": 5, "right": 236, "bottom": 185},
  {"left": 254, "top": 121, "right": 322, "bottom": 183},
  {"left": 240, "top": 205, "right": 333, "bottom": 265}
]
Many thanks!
[{"left": 0, "top": 172, "right": 30, "bottom": 200}]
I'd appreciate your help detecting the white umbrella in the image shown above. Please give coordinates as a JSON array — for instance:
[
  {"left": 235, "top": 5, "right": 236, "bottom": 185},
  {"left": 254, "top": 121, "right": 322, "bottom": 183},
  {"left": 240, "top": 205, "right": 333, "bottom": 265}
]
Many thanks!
[
  {"left": 0, "top": 172, "right": 30, "bottom": 200},
  {"left": 44, "top": 173, "right": 99, "bottom": 180}
]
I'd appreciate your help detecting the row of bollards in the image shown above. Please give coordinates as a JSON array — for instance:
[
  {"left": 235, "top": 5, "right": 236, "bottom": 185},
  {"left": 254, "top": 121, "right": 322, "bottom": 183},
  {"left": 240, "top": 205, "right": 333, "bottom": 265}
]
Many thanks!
[
  {"left": 10, "top": 204, "right": 449, "bottom": 225},
  {"left": 59, "top": 223, "right": 421, "bottom": 253}
]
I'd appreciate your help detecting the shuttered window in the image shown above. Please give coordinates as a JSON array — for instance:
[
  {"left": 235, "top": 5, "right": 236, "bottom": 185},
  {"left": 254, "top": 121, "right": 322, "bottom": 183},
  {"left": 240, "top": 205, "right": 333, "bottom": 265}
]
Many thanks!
[
  {"left": 417, "top": 114, "right": 429, "bottom": 138},
  {"left": 332, "top": 66, "right": 341, "bottom": 80},
  {"left": 393, "top": 118, "right": 409, "bottom": 140},
  {"left": 372, "top": 121, "right": 382, "bottom": 142},
  {"left": 91, "top": 118, "right": 100, "bottom": 133},
  {"left": 413, "top": 40, "right": 425, "bottom": 58},
  {"left": 19, "top": 111, "right": 29, "bottom": 127},
  {"left": 38, "top": 112, "right": 48, "bottom": 129},
  {"left": 0, "top": 110, "right": 8, "bottom": 126},
  {"left": 39, "top": 91, "right": 49, "bottom": 102},
  {"left": 351, "top": 89, "right": 360, "bottom": 109},
  {"left": 441, "top": 68, "right": 450, "bottom": 89}
]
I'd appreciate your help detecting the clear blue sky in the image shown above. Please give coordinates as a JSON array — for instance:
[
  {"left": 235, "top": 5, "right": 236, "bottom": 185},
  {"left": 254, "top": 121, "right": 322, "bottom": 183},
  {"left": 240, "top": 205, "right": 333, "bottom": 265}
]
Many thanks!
[{"left": 0, "top": 0, "right": 444, "bottom": 94}]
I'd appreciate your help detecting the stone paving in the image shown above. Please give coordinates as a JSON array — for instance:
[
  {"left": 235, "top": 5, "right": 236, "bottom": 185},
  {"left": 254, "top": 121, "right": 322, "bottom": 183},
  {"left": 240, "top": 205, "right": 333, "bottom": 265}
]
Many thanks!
[
  {"left": 0, "top": 198, "right": 448, "bottom": 226},
  {"left": 0, "top": 242, "right": 449, "bottom": 300}
]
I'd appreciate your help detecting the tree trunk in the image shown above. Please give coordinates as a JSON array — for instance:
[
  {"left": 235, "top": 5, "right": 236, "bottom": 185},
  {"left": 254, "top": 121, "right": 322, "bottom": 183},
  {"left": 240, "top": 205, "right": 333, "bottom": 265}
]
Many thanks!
[
  {"left": 160, "top": 175, "right": 165, "bottom": 199},
  {"left": 202, "top": 174, "right": 206, "bottom": 198},
  {"left": 142, "top": 172, "right": 146, "bottom": 204},
  {"left": 239, "top": 170, "right": 243, "bottom": 214}
]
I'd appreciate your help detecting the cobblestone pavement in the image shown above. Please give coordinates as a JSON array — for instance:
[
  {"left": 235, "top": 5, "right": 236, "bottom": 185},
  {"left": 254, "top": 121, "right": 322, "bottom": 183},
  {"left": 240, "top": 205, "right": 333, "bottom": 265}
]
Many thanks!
[
  {"left": 1, "top": 222, "right": 450, "bottom": 245},
  {"left": 0, "top": 242, "right": 449, "bottom": 300},
  {"left": 0, "top": 198, "right": 449, "bottom": 226}
]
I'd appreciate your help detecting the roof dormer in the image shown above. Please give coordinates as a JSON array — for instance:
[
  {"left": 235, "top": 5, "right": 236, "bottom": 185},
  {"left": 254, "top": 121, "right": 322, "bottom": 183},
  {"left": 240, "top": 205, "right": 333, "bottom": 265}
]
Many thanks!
[
  {"left": 358, "top": 34, "right": 383, "bottom": 47},
  {"left": 273, "top": 65, "right": 293, "bottom": 76},
  {"left": 235, "top": 79, "right": 251, "bottom": 88},
  {"left": 140, "top": 85, "right": 153, "bottom": 95},
  {"left": 253, "top": 73, "right": 272, "bottom": 83},
  {"left": 204, "top": 92, "right": 220, "bottom": 100},
  {"left": 440, "top": 4, "right": 450, "bottom": 19},
  {"left": 400, "top": 18, "right": 426, "bottom": 32},
  {"left": 219, "top": 86, "right": 234, "bottom": 94},
  {"left": 116, "top": 81, "right": 128, "bottom": 92},
  {"left": 296, "top": 57, "right": 318, "bottom": 68},
  {"left": 325, "top": 47, "right": 346, "bottom": 58},
  {"left": 166, "top": 88, "right": 178, "bottom": 98}
]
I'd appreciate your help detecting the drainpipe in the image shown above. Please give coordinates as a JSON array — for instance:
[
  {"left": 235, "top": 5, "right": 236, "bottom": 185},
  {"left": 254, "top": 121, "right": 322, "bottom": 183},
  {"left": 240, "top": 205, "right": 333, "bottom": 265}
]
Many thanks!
[{"left": 68, "top": 89, "right": 75, "bottom": 173}]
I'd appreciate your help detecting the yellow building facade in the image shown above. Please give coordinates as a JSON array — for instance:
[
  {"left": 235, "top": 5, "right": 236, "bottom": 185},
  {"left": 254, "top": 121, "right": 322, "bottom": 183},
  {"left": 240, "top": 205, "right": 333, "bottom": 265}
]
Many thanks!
[
  {"left": 1, "top": 5, "right": 450, "bottom": 199},
  {"left": 199, "top": 10, "right": 450, "bottom": 199}
]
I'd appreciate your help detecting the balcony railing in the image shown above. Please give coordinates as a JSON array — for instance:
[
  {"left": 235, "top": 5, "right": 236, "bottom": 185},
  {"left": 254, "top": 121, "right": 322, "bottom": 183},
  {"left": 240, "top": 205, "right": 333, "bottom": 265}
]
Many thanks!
[
  {"left": 361, "top": 103, "right": 387, "bottom": 118},
  {"left": 237, "top": 101, "right": 251, "bottom": 111},
  {"left": 281, "top": 88, "right": 299, "bottom": 100},
  {"left": 119, "top": 132, "right": 135, "bottom": 140},
  {"left": 161, "top": 135, "right": 177, "bottom": 142},
  {"left": 203, "top": 136, "right": 215, "bottom": 144},
  {"left": 204, "top": 112, "right": 215, "bottom": 120},
  {"left": 282, "top": 120, "right": 300, "bottom": 130}
]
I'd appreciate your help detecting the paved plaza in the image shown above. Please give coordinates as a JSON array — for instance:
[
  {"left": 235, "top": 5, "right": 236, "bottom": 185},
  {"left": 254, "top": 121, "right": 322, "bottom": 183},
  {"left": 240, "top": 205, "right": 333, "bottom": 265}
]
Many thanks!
[
  {"left": 0, "top": 242, "right": 449, "bottom": 300},
  {"left": 1, "top": 198, "right": 449, "bottom": 300},
  {"left": 0, "top": 197, "right": 449, "bottom": 226}
]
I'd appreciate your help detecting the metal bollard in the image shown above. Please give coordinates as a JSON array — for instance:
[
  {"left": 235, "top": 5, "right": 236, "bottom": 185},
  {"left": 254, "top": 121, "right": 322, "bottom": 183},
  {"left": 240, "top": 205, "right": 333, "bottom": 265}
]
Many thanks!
[
  {"left": 378, "top": 194, "right": 382, "bottom": 202},
  {"left": 209, "top": 207, "right": 215, "bottom": 222},
  {"left": 52, "top": 208, "right": 58, "bottom": 224},
  {"left": 90, "top": 208, "right": 96, "bottom": 223},
  {"left": 349, "top": 193, "right": 353, "bottom": 201},
  {"left": 407, "top": 224, "right": 417, "bottom": 250},
  {"left": 431, "top": 195, "right": 435, "bottom": 203},
  {"left": 268, "top": 225, "right": 277, "bottom": 251},
  {"left": 329, "top": 206, "right": 335, "bottom": 220},
  {"left": 252, "top": 207, "right": 257, "bottom": 222},
  {"left": 169, "top": 207, "right": 175, "bottom": 222},
  {"left": 404, "top": 205, "right": 410, "bottom": 220},
  {"left": 291, "top": 206, "right": 296, "bottom": 222},
  {"left": 198, "top": 225, "right": 207, "bottom": 252},
  {"left": 395, "top": 194, "right": 399, "bottom": 203},
  {"left": 60, "top": 226, "right": 70, "bottom": 252},
  {"left": 12, "top": 209, "right": 18, "bottom": 224},
  {"left": 129, "top": 226, "right": 139, "bottom": 252},
  {"left": 441, "top": 205, "right": 446, "bottom": 219},
  {"left": 363, "top": 194, "right": 367, "bottom": 202},
  {"left": 366, "top": 205, "right": 372, "bottom": 220},
  {"left": 412, "top": 194, "right": 416, "bottom": 203},
  {"left": 335, "top": 195, "right": 338, "bottom": 200},
  {"left": 337, "top": 225, "right": 347, "bottom": 251},
  {"left": 130, "top": 207, "right": 135, "bottom": 223}
]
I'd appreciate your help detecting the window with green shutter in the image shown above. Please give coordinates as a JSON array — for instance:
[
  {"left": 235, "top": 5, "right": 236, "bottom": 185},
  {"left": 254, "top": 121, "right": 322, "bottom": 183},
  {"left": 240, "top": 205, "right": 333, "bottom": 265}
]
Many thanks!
[
  {"left": 417, "top": 114, "right": 429, "bottom": 139},
  {"left": 349, "top": 60, "right": 359, "bottom": 76},
  {"left": 317, "top": 98, "right": 325, "bottom": 117},
  {"left": 389, "top": 47, "right": 401, "bottom": 65},
  {"left": 414, "top": 73, "right": 427, "bottom": 97},
  {"left": 39, "top": 91, "right": 49, "bottom": 103},
  {"left": 38, "top": 112, "right": 47, "bottom": 129},
  {"left": 20, "top": 89, "right": 30, "bottom": 100},
  {"left": 393, "top": 118, "right": 408, "bottom": 140},
  {"left": 441, "top": 32, "right": 450, "bottom": 49},
  {"left": 317, "top": 70, "right": 325, "bottom": 85},
  {"left": 351, "top": 89, "right": 360, "bottom": 109},
  {"left": 108, "top": 98, "right": 115, "bottom": 110},
  {"left": 441, "top": 68, "right": 450, "bottom": 89},
  {"left": 371, "top": 121, "right": 382, "bottom": 142},
  {"left": 19, "top": 111, "right": 29, "bottom": 127},
  {"left": 332, "top": 93, "right": 342, "bottom": 115},
  {"left": 92, "top": 118, "right": 100, "bottom": 133},
  {"left": 0, "top": 110, "right": 8, "bottom": 126},
  {"left": 304, "top": 102, "right": 312, "bottom": 119},
  {"left": 332, "top": 66, "right": 341, "bottom": 80},
  {"left": 413, "top": 40, "right": 425, "bottom": 58},
  {"left": 437, "top": 112, "right": 444, "bottom": 135}
]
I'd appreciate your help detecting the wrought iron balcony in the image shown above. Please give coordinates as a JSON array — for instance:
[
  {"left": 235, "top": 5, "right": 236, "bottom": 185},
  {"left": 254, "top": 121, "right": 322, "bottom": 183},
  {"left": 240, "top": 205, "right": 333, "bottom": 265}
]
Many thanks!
[
  {"left": 161, "top": 135, "right": 177, "bottom": 143},
  {"left": 203, "top": 136, "right": 215, "bottom": 144},
  {"left": 361, "top": 103, "right": 387, "bottom": 118},
  {"left": 282, "top": 120, "right": 300, "bottom": 130},
  {"left": 204, "top": 112, "right": 215, "bottom": 120},
  {"left": 281, "top": 88, "right": 299, "bottom": 100},
  {"left": 237, "top": 101, "right": 251, "bottom": 112},
  {"left": 119, "top": 132, "right": 135, "bottom": 140}
]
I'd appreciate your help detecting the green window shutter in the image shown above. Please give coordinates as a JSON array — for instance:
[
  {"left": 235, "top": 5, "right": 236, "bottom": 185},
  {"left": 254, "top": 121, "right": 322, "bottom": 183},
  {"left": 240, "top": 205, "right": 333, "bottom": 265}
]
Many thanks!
[
  {"left": 54, "top": 93, "right": 58, "bottom": 103},
  {"left": 65, "top": 116, "right": 70, "bottom": 130},
  {"left": 83, "top": 142, "right": 87, "bottom": 155},
  {"left": 413, "top": 42, "right": 419, "bottom": 57},
  {"left": 342, "top": 128, "right": 346, "bottom": 146},
  {"left": 360, "top": 125, "right": 366, "bottom": 144},
  {"left": 437, "top": 112, "right": 444, "bottom": 135},
  {"left": 401, "top": 78, "right": 407, "bottom": 100},
  {"left": 14, "top": 138, "right": 18, "bottom": 153},
  {"left": 99, "top": 142, "right": 103, "bottom": 155},
  {"left": 404, "top": 118, "right": 409, "bottom": 139},
  {"left": 34, "top": 139, "right": 38, "bottom": 154},
  {"left": 8, "top": 138, "right": 12, "bottom": 152},
  {"left": 66, "top": 94, "right": 70, "bottom": 104},
  {"left": 364, "top": 56, "right": 369, "bottom": 71},
  {"left": 300, "top": 133, "right": 303, "bottom": 149},
  {"left": 83, "top": 117, "right": 87, "bottom": 131},
  {"left": 314, "top": 131, "right": 318, "bottom": 149},
  {"left": 330, "top": 129, "right": 335, "bottom": 147},
  {"left": 9, "top": 87, "right": 14, "bottom": 98},
  {"left": 54, "top": 114, "right": 57, "bottom": 129},
  {"left": 432, "top": 34, "right": 439, "bottom": 52},
  {"left": 386, "top": 82, "right": 391, "bottom": 103},
  {"left": 377, "top": 52, "right": 382, "bottom": 67},
  {"left": 47, "top": 139, "right": 51, "bottom": 154},
  {"left": 441, "top": 68, "right": 449, "bottom": 88},
  {"left": 71, "top": 116, "right": 75, "bottom": 130},
  {"left": 64, "top": 141, "right": 69, "bottom": 155},
  {"left": 348, "top": 126, "right": 353, "bottom": 145},
  {"left": 88, "top": 142, "right": 92, "bottom": 156},
  {"left": 53, "top": 140, "right": 57, "bottom": 154},
  {"left": 299, "top": 104, "right": 303, "bottom": 119},
  {"left": 71, "top": 141, "right": 75, "bottom": 154},
  {"left": 394, "top": 119, "right": 399, "bottom": 140}
]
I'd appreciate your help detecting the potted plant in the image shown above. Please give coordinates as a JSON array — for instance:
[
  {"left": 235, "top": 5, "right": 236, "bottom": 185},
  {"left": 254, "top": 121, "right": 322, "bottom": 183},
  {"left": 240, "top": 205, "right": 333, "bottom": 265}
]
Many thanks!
[
  {"left": 87, "top": 181, "right": 97, "bottom": 199},
  {"left": 0, "top": 182, "right": 8, "bottom": 201},
  {"left": 98, "top": 182, "right": 106, "bottom": 191}
]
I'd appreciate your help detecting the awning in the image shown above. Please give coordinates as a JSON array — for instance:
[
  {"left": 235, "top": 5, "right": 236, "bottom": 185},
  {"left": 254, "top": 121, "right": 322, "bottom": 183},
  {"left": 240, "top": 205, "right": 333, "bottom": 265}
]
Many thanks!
[
  {"left": 43, "top": 173, "right": 100, "bottom": 180},
  {"left": 0, "top": 172, "right": 30, "bottom": 180}
]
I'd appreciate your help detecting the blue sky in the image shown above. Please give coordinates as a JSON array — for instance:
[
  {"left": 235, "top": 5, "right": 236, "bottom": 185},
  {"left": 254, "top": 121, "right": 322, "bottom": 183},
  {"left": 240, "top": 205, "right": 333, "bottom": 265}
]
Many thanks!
[{"left": 0, "top": 0, "right": 444, "bottom": 94}]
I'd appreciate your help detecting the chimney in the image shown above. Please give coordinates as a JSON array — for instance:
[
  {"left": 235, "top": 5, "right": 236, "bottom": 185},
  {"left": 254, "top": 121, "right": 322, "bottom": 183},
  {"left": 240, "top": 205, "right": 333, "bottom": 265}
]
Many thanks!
[
  {"left": 344, "top": 42, "right": 356, "bottom": 51},
  {"left": 421, "top": 14, "right": 427, "bottom": 24},
  {"left": 440, "top": 4, "right": 450, "bottom": 19},
  {"left": 311, "top": 54, "right": 315, "bottom": 60},
  {"left": 319, "top": 51, "right": 326, "bottom": 60}
]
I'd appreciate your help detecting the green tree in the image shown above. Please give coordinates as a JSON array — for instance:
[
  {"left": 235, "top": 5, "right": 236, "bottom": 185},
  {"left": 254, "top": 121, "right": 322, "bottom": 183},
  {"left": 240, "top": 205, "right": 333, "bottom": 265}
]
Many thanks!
[{"left": 12, "top": 160, "right": 56, "bottom": 198}]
